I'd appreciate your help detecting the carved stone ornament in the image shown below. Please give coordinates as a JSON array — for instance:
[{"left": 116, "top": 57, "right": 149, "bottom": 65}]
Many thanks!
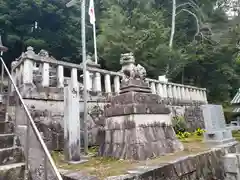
[
  {"left": 38, "top": 49, "right": 49, "bottom": 57},
  {"left": 120, "top": 52, "right": 147, "bottom": 82}
]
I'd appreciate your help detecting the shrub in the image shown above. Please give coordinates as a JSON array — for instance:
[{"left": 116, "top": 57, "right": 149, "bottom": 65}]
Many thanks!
[
  {"left": 194, "top": 128, "right": 205, "bottom": 136},
  {"left": 172, "top": 116, "right": 187, "bottom": 134},
  {"left": 176, "top": 132, "right": 191, "bottom": 139}
]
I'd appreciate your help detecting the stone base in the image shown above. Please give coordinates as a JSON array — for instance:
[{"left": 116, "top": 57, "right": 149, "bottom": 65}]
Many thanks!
[
  {"left": 99, "top": 114, "right": 183, "bottom": 160},
  {"left": 204, "top": 129, "right": 236, "bottom": 145}
]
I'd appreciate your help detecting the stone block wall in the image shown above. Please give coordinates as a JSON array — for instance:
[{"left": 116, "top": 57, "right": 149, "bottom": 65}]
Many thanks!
[
  {"left": 61, "top": 142, "right": 240, "bottom": 180},
  {"left": 170, "top": 105, "right": 205, "bottom": 131},
  {"left": 8, "top": 91, "right": 205, "bottom": 151}
]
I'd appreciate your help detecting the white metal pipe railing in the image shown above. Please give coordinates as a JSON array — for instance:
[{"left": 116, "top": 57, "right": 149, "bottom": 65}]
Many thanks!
[{"left": 0, "top": 57, "right": 63, "bottom": 180}]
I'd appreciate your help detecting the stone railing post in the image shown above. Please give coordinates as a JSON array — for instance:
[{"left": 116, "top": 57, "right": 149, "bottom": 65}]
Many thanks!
[
  {"left": 167, "top": 84, "right": 173, "bottom": 99},
  {"left": 180, "top": 86, "right": 185, "bottom": 100},
  {"left": 156, "top": 83, "right": 163, "bottom": 97},
  {"left": 172, "top": 85, "right": 177, "bottom": 99},
  {"left": 42, "top": 62, "right": 49, "bottom": 87},
  {"left": 23, "top": 47, "right": 34, "bottom": 85},
  {"left": 93, "top": 72, "right": 101, "bottom": 92},
  {"left": 150, "top": 82, "right": 156, "bottom": 94},
  {"left": 71, "top": 68, "right": 78, "bottom": 90},
  {"left": 195, "top": 89, "right": 199, "bottom": 101},
  {"left": 104, "top": 74, "right": 111, "bottom": 93},
  {"left": 176, "top": 86, "right": 181, "bottom": 100},
  {"left": 197, "top": 89, "right": 202, "bottom": 101},
  {"left": 38, "top": 50, "right": 51, "bottom": 87},
  {"left": 189, "top": 88, "right": 194, "bottom": 101},
  {"left": 203, "top": 89, "right": 208, "bottom": 103},
  {"left": 57, "top": 65, "right": 64, "bottom": 88},
  {"left": 114, "top": 76, "right": 120, "bottom": 93},
  {"left": 85, "top": 70, "right": 91, "bottom": 91},
  {"left": 162, "top": 83, "right": 168, "bottom": 98},
  {"left": 185, "top": 88, "right": 191, "bottom": 100},
  {"left": 194, "top": 89, "right": 198, "bottom": 101}
]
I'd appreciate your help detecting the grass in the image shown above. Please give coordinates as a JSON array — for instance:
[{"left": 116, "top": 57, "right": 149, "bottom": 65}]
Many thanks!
[
  {"left": 52, "top": 134, "right": 209, "bottom": 179},
  {"left": 232, "top": 130, "right": 240, "bottom": 141}
]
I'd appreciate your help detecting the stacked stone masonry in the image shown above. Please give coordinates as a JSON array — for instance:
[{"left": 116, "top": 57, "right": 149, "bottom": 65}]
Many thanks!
[{"left": 61, "top": 142, "right": 240, "bottom": 180}]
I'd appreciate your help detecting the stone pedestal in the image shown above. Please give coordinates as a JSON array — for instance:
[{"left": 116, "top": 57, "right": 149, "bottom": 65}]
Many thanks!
[
  {"left": 201, "top": 104, "right": 236, "bottom": 145},
  {"left": 99, "top": 79, "right": 183, "bottom": 160}
]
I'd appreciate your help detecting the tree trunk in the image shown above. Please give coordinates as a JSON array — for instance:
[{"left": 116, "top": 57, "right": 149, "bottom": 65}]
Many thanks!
[
  {"left": 166, "top": 0, "right": 176, "bottom": 76},
  {"left": 169, "top": 0, "right": 176, "bottom": 49}
]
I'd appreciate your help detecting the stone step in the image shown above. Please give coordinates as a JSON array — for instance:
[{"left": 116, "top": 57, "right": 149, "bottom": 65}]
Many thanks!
[
  {"left": 0, "top": 147, "right": 24, "bottom": 166},
  {"left": 0, "top": 162, "right": 25, "bottom": 180},
  {"left": 0, "top": 122, "right": 14, "bottom": 134},
  {"left": 0, "top": 134, "right": 15, "bottom": 148}
]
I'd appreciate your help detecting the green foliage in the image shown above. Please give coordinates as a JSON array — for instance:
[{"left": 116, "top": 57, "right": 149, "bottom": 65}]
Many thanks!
[
  {"left": 172, "top": 116, "right": 187, "bottom": 134},
  {"left": 176, "top": 128, "right": 205, "bottom": 140},
  {"left": 176, "top": 132, "right": 191, "bottom": 139},
  {"left": 0, "top": 0, "right": 240, "bottom": 103},
  {"left": 194, "top": 128, "right": 206, "bottom": 136}
]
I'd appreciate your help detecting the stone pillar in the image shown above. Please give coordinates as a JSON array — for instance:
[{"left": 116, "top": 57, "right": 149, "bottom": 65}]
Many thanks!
[
  {"left": 172, "top": 85, "right": 177, "bottom": 99},
  {"left": 156, "top": 83, "right": 163, "bottom": 97},
  {"left": 176, "top": 86, "right": 181, "bottom": 100},
  {"left": 185, "top": 88, "right": 191, "bottom": 100},
  {"left": 199, "top": 90, "right": 204, "bottom": 102},
  {"left": 23, "top": 60, "right": 33, "bottom": 85},
  {"left": 114, "top": 76, "right": 120, "bottom": 93},
  {"left": 64, "top": 67, "right": 81, "bottom": 162},
  {"left": 93, "top": 72, "right": 101, "bottom": 92},
  {"left": 203, "top": 89, "right": 208, "bottom": 103},
  {"left": 71, "top": 68, "right": 78, "bottom": 90},
  {"left": 197, "top": 89, "right": 202, "bottom": 101},
  {"left": 150, "top": 82, "right": 156, "bottom": 94},
  {"left": 22, "top": 47, "right": 35, "bottom": 85},
  {"left": 189, "top": 88, "right": 193, "bottom": 101},
  {"left": 167, "top": 84, "right": 173, "bottom": 99},
  {"left": 42, "top": 62, "right": 50, "bottom": 87},
  {"left": 57, "top": 65, "right": 64, "bottom": 88},
  {"left": 162, "top": 84, "right": 168, "bottom": 98},
  {"left": 181, "top": 86, "right": 185, "bottom": 100},
  {"left": 104, "top": 74, "right": 111, "bottom": 93}
]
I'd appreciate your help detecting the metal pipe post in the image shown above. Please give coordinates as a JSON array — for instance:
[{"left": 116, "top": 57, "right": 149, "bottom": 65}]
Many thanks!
[{"left": 82, "top": 0, "right": 89, "bottom": 154}]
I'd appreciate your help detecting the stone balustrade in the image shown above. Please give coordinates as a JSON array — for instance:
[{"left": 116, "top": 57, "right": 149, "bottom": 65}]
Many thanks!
[{"left": 11, "top": 47, "right": 207, "bottom": 103}]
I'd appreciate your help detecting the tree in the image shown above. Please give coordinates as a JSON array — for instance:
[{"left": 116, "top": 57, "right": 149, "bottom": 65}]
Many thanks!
[
  {"left": 0, "top": 0, "right": 83, "bottom": 64},
  {"left": 97, "top": 0, "right": 185, "bottom": 78}
]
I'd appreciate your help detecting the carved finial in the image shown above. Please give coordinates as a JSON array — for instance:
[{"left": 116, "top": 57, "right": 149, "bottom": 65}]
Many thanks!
[
  {"left": 25, "top": 46, "right": 35, "bottom": 57},
  {"left": 38, "top": 49, "right": 49, "bottom": 57}
]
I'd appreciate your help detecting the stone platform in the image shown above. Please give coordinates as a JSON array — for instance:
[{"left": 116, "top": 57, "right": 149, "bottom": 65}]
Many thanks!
[
  {"left": 99, "top": 113, "right": 183, "bottom": 160},
  {"left": 100, "top": 76, "right": 183, "bottom": 160}
]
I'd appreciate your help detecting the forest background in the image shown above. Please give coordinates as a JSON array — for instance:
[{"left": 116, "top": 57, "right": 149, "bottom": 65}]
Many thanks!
[{"left": 0, "top": 0, "right": 240, "bottom": 105}]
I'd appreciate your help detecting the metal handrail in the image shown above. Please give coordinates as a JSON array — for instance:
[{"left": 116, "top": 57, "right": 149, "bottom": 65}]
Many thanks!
[{"left": 0, "top": 57, "right": 63, "bottom": 180}]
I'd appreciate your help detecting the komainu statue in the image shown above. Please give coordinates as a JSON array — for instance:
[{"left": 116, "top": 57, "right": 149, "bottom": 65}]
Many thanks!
[{"left": 120, "top": 52, "right": 146, "bottom": 82}]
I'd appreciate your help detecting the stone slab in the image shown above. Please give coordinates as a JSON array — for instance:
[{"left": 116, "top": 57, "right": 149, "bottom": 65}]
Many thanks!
[{"left": 105, "top": 104, "right": 170, "bottom": 117}]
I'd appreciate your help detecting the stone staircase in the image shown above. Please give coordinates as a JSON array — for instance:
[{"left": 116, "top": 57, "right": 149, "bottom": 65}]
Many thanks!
[{"left": 0, "top": 107, "right": 27, "bottom": 180}]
